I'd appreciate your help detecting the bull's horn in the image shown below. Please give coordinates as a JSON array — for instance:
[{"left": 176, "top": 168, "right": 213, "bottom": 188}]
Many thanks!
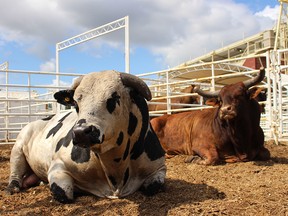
[
  {"left": 120, "top": 73, "right": 152, "bottom": 101},
  {"left": 243, "top": 67, "right": 265, "bottom": 89},
  {"left": 193, "top": 86, "right": 220, "bottom": 98}
]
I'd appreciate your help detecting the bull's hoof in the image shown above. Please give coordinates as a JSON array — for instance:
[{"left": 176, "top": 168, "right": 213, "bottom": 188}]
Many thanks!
[
  {"left": 6, "top": 180, "right": 21, "bottom": 195},
  {"left": 140, "top": 181, "right": 165, "bottom": 196},
  {"left": 165, "top": 154, "right": 175, "bottom": 159},
  {"left": 50, "top": 183, "right": 73, "bottom": 204},
  {"left": 185, "top": 155, "right": 201, "bottom": 163}
]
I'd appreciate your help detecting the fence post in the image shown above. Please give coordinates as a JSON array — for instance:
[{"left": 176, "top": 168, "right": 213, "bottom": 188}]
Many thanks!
[{"left": 166, "top": 70, "right": 171, "bottom": 114}]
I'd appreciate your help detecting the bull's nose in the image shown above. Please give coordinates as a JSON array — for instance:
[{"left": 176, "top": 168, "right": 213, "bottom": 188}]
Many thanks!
[{"left": 72, "top": 125, "right": 101, "bottom": 147}]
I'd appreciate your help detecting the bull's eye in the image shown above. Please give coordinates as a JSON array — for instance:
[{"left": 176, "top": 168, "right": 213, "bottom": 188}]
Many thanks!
[
  {"left": 106, "top": 92, "right": 121, "bottom": 114},
  {"left": 77, "top": 94, "right": 83, "bottom": 101}
]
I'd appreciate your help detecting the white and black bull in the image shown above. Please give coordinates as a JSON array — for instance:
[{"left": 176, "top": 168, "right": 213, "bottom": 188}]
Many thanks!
[{"left": 6, "top": 70, "right": 166, "bottom": 203}]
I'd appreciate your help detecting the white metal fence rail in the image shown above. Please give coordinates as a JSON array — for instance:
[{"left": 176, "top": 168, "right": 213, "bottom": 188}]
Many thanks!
[
  {"left": 0, "top": 50, "right": 287, "bottom": 144},
  {"left": 0, "top": 69, "right": 83, "bottom": 143}
]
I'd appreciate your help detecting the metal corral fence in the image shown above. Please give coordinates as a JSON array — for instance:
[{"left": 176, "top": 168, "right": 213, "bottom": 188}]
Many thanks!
[{"left": 0, "top": 50, "right": 288, "bottom": 144}]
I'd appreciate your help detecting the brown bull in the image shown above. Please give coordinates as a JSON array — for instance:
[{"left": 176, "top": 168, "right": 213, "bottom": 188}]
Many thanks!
[
  {"left": 151, "top": 68, "right": 270, "bottom": 165},
  {"left": 148, "top": 85, "right": 200, "bottom": 112}
]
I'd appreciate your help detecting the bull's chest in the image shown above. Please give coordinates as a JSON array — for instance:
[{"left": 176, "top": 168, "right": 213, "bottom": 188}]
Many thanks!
[{"left": 61, "top": 151, "right": 136, "bottom": 198}]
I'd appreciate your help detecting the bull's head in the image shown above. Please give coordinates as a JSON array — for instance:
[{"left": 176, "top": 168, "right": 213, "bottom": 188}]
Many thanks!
[
  {"left": 54, "top": 70, "right": 152, "bottom": 153},
  {"left": 194, "top": 68, "right": 265, "bottom": 121}
]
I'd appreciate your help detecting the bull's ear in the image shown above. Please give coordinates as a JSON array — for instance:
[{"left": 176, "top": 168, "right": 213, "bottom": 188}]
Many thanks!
[
  {"left": 205, "top": 98, "right": 219, "bottom": 107},
  {"left": 54, "top": 90, "right": 75, "bottom": 106},
  {"left": 247, "top": 88, "right": 257, "bottom": 99},
  {"left": 53, "top": 76, "right": 83, "bottom": 106}
]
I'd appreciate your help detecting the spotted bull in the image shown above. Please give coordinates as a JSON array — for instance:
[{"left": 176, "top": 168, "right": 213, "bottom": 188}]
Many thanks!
[
  {"left": 151, "top": 68, "right": 270, "bottom": 165},
  {"left": 6, "top": 70, "right": 166, "bottom": 203}
]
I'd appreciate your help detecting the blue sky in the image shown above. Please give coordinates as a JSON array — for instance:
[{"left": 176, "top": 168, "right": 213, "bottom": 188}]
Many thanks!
[{"left": 0, "top": 0, "right": 280, "bottom": 87}]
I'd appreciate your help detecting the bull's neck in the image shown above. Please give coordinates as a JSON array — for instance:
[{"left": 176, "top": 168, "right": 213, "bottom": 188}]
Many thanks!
[{"left": 94, "top": 138, "right": 132, "bottom": 194}]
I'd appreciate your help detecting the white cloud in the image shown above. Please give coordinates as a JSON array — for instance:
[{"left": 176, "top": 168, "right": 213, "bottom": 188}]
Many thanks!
[
  {"left": 255, "top": 5, "right": 279, "bottom": 20},
  {"left": 40, "top": 58, "right": 56, "bottom": 72},
  {"left": 51, "top": 79, "right": 71, "bottom": 87},
  {"left": 0, "top": 0, "right": 279, "bottom": 69},
  {"left": 255, "top": 5, "right": 279, "bottom": 31}
]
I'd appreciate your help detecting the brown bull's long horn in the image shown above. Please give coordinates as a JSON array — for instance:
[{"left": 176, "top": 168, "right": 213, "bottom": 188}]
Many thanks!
[
  {"left": 120, "top": 72, "right": 152, "bottom": 101},
  {"left": 193, "top": 86, "right": 220, "bottom": 98},
  {"left": 243, "top": 67, "right": 265, "bottom": 89}
]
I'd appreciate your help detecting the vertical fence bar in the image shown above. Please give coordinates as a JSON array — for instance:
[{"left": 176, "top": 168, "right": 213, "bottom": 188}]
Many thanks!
[
  {"left": 266, "top": 51, "right": 273, "bottom": 139},
  {"left": 5, "top": 66, "right": 9, "bottom": 142},
  {"left": 166, "top": 70, "right": 171, "bottom": 114},
  {"left": 211, "top": 55, "right": 216, "bottom": 91},
  {"left": 125, "top": 16, "right": 130, "bottom": 73},
  {"left": 277, "top": 50, "right": 283, "bottom": 138},
  {"left": 28, "top": 72, "right": 31, "bottom": 123}
]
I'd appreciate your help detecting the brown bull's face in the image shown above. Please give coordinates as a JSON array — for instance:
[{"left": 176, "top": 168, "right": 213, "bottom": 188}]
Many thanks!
[{"left": 218, "top": 83, "right": 246, "bottom": 121}]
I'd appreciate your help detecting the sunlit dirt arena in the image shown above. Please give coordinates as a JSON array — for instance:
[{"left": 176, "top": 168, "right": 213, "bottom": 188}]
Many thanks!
[{"left": 0, "top": 141, "right": 287, "bottom": 216}]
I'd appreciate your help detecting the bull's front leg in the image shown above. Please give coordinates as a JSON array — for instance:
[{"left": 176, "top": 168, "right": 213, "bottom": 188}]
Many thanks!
[
  {"left": 140, "top": 166, "right": 166, "bottom": 196},
  {"left": 185, "top": 144, "right": 220, "bottom": 165},
  {"left": 48, "top": 159, "right": 74, "bottom": 203}
]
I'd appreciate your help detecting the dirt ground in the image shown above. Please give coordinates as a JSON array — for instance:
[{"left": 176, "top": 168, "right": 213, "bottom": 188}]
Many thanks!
[{"left": 0, "top": 140, "right": 287, "bottom": 216}]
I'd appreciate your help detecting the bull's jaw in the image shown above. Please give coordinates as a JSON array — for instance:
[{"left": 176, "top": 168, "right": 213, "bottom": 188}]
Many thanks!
[
  {"left": 220, "top": 113, "right": 237, "bottom": 121},
  {"left": 90, "top": 134, "right": 124, "bottom": 154}
]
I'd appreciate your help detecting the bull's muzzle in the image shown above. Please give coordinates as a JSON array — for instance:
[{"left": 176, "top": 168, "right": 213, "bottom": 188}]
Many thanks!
[
  {"left": 219, "top": 105, "right": 237, "bottom": 120},
  {"left": 72, "top": 125, "right": 102, "bottom": 148}
]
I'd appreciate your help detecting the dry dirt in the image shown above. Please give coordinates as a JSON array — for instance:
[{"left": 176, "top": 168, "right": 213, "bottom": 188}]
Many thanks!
[{"left": 0, "top": 141, "right": 287, "bottom": 216}]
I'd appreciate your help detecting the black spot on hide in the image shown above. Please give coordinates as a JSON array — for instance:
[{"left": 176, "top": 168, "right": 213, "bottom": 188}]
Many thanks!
[
  {"left": 46, "top": 123, "right": 63, "bottom": 139},
  {"left": 129, "top": 90, "right": 149, "bottom": 127},
  {"left": 144, "top": 130, "right": 165, "bottom": 161},
  {"left": 123, "top": 139, "right": 130, "bottom": 161},
  {"left": 128, "top": 112, "right": 138, "bottom": 136},
  {"left": 71, "top": 145, "right": 91, "bottom": 163},
  {"left": 131, "top": 129, "right": 165, "bottom": 161},
  {"left": 116, "top": 131, "right": 124, "bottom": 146},
  {"left": 130, "top": 140, "right": 144, "bottom": 160},
  {"left": 55, "top": 127, "right": 73, "bottom": 152},
  {"left": 123, "top": 168, "right": 129, "bottom": 186},
  {"left": 46, "top": 112, "right": 72, "bottom": 139},
  {"left": 129, "top": 90, "right": 149, "bottom": 160},
  {"left": 42, "top": 115, "right": 55, "bottom": 121},
  {"left": 108, "top": 176, "right": 117, "bottom": 187},
  {"left": 128, "top": 91, "right": 163, "bottom": 161},
  {"left": 75, "top": 104, "right": 79, "bottom": 113},
  {"left": 106, "top": 92, "right": 120, "bottom": 114},
  {"left": 51, "top": 182, "right": 72, "bottom": 203},
  {"left": 59, "top": 112, "right": 72, "bottom": 122}
]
